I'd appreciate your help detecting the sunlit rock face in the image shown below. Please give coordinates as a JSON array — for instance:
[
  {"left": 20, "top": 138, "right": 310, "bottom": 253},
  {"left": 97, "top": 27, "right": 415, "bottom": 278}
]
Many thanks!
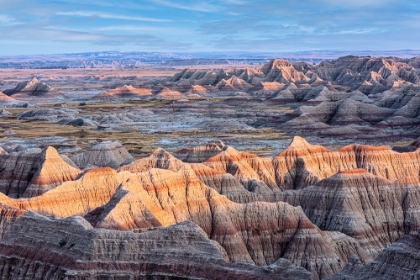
[
  {"left": 3, "top": 77, "right": 62, "bottom": 98},
  {"left": 0, "top": 146, "right": 81, "bottom": 198},
  {"left": 94, "top": 85, "right": 153, "bottom": 100},
  {"left": 0, "top": 136, "right": 418, "bottom": 279}
]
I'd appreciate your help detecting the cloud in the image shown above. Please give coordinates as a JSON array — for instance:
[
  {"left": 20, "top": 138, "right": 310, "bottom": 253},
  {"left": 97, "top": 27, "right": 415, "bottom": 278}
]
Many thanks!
[
  {"left": 150, "top": 0, "right": 220, "bottom": 12},
  {"left": 319, "top": 0, "right": 399, "bottom": 7},
  {"left": 0, "top": 25, "right": 191, "bottom": 50},
  {"left": 0, "top": 0, "right": 419, "bottom": 54},
  {"left": 96, "top": 25, "right": 193, "bottom": 35},
  {"left": 56, "top": 11, "right": 171, "bottom": 22},
  {"left": 0, "top": 14, "right": 21, "bottom": 26}
]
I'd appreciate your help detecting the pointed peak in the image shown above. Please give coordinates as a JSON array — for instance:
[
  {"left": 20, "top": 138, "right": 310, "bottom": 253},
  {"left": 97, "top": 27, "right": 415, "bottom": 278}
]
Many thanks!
[
  {"left": 150, "top": 147, "right": 176, "bottom": 159},
  {"left": 277, "top": 136, "right": 331, "bottom": 157},
  {"left": 30, "top": 77, "right": 39, "bottom": 83},
  {"left": 288, "top": 136, "right": 311, "bottom": 148},
  {"left": 41, "top": 146, "right": 60, "bottom": 159},
  {"left": 121, "top": 84, "right": 134, "bottom": 90}
]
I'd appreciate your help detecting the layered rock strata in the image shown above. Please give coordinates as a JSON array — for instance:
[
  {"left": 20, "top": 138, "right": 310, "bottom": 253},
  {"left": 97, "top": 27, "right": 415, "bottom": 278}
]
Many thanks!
[
  {"left": 70, "top": 141, "right": 134, "bottom": 169},
  {"left": 0, "top": 212, "right": 312, "bottom": 279},
  {"left": 0, "top": 147, "right": 80, "bottom": 198}
]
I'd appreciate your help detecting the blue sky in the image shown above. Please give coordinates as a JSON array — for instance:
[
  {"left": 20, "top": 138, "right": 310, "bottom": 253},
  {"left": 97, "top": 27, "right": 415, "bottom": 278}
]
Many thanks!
[{"left": 0, "top": 0, "right": 419, "bottom": 55}]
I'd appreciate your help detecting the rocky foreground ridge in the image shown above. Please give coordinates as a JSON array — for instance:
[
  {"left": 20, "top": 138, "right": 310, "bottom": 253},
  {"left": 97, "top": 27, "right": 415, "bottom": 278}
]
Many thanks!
[{"left": 0, "top": 137, "right": 418, "bottom": 279}]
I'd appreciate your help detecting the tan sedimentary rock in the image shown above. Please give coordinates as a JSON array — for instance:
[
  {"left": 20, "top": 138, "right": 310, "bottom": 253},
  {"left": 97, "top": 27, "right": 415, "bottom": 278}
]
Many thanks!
[
  {"left": 0, "top": 147, "right": 80, "bottom": 198},
  {"left": 215, "top": 76, "right": 253, "bottom": 91},
  {"left": 0, "top": 212, "right": 312, "bottom": 279},
  {"left": 188, "top": 163, "right": 266, "bottom": 203},
  {"left": 119, "top": 147, "right": 184, "bottom": 173},
  {"left": 22, "top": 147, "right": 81, "bottom": 197},
  {"left": 0, "top": 92, "right": 14, "bottom": 102},
  {"left": 88, "top": 166, "right": 369, "bottom": 279},
  {"left": 119, "top": 146, "right": 262, "bottom": 203},
  {"left": 198, "top": 136, "right": 420, "bottom": 192},
  {"left": 70, "top": 141, "right": 134, "bottom": 169},
  {"left": 0, "top": 161, "right": 358, "bottom": 278},
  {"left": 155, "top": 87, "right": 184, "bottom": 98},
  {"left": 167, "top": 57, "right": 419, "bottom": 106},
  {"left": 174, "top": 143, "right": 224, "bottom": 162},
  {"left": 0, "top": 137, "right": 417, "bottom": 279},
  {"left": 3, "top": 77, "right": 61, "bottom": 98},
  {"left": 19, "top": 167, "right": 131, "bottom": 217},
  {"left": 261, "top": 59, "right": 311, "bottom": 84},
  {"left": 125, "top": 137, "right": 420, "bottom": 196},
  {"left": 94, "top": 85, "right": 152, "bottom": 100}
]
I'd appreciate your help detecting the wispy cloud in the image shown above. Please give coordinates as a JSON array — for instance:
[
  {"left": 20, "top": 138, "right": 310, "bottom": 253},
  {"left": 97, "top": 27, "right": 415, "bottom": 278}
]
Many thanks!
[
  {"left": 337, "top": 28, "right": 383, "bottom": 35},
  {"left": 0, "top": 25, "right": 191, "bottom": 49},
  {"left": 0, "top": 14, "right": 21, "bottom": 26},
  {"left": 319, "top": 0, "right": 399, "bottom": 7},
  {"left": 56, "top": 11, "right": 171, "bottom": 22},
  {"left": 96, "top": 25, "right": 193, "bottom": 34},
  {"left": 0, "top": 0, "right": 419, "bottom": 54},
  {"left": 150, "top": 0, "right": 220, "bottom": 12}
]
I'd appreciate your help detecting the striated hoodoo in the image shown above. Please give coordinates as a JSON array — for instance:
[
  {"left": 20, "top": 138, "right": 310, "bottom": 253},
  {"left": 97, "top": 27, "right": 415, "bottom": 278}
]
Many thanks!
[
  {"left": 0, "top": 147, "right": 81, "bottom": 198},
  {"left": 70, "top": 141, "right": 134, "bottom": 169},
  {"left": 94, "top": 85, "right": 153, "bottom": 100},
  {"left": 2, "top": 77, "right": 61, "bottom": 98}
]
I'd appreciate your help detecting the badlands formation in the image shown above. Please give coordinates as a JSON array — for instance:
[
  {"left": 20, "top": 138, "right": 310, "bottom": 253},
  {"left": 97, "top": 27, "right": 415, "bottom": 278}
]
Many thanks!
[{"left": 0, "top": 55, "right": 419, "bottom": 279}]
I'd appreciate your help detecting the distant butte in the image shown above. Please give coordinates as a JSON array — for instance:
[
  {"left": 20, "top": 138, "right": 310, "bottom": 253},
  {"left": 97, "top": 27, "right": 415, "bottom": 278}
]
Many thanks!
[{"left": 3, "top": 77, "right": 62, "bottom": 98}]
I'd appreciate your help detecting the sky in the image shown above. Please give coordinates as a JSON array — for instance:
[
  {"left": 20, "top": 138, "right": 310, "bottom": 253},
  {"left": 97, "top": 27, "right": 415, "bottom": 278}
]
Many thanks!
[{"left": 0, "top": 0, "right": 419, "bottom": 55}]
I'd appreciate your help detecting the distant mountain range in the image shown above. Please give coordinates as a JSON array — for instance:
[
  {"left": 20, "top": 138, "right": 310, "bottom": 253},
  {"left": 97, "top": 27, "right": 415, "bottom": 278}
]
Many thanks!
[{"left": 0, "top": 50, "right": 419, "bottom": 69}]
